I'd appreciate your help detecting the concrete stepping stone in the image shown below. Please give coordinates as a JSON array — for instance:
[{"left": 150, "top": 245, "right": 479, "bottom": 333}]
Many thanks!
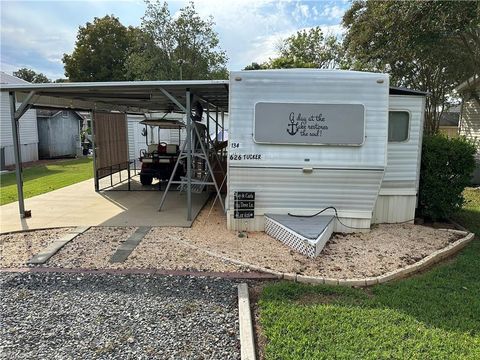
[
  {"left": 29, "top": 226, "right": 90, "bottom": 265},
  {"left": 110, "top": 226, "right": 151, "bottom": 263}
]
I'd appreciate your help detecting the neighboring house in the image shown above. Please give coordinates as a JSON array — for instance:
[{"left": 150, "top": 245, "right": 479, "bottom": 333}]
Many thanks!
[
  {"left": 456, "top": 75, "right": 480, "bottom": 184},
  {"left": 0, "top": 72, "right": 39, "bottom": 169},
  {"left": 37, "top": 109, "right": 83, "bottom": 159},
  {"left": 438, "top": 106, "right": 460, "bottom": 138}
]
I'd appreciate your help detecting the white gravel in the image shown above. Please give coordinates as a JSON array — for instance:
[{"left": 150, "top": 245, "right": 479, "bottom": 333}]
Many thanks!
[
  {"left": 1, "top": 202, "right": 463, "bottom": 279},
  {"left": 0, "top": 228, "right": 73, "bottom": 268},
  {"left": 0, "top": 272, "right": 241, "bottom": 359}
]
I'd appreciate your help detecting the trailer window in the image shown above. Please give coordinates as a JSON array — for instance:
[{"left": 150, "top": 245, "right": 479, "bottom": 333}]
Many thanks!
[{"left": 388, "top": 111, "right": 409, "bottom": 142}]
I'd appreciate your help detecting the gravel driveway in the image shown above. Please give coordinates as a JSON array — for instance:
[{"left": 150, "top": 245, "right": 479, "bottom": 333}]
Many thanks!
[{"left": 0, "top": 272, "right": 240, "bottom": 359}]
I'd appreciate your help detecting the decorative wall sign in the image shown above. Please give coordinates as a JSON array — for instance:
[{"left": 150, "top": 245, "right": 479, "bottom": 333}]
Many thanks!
[
  {"left": 234, "top": 191, "right": 255, "bottom": 219},
  {"left": 254, "top": 102, "right": 365, "bottom": 145}
]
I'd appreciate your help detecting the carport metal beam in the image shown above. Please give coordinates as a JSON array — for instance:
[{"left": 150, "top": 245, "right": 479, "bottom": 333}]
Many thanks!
[
  {"left": 9, "top": 91, "right": 36, "bottom": 218},
  {"left": 159, "top": 87, "right": 186, "bottom": 112}
]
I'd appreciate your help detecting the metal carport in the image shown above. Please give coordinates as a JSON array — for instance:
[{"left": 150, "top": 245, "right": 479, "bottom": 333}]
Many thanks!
[{"left": 1, "top": 80, "right": 229, "bottom": 221}]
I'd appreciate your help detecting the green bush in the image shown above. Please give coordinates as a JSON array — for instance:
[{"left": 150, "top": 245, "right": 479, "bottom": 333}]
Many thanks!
[{"left": 419, "top": 134, "right": 476, "bottom": 220}]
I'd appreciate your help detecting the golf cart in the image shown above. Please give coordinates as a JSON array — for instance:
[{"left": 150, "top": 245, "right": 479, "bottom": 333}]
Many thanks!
[{"left": 138, "top": 116, "right": 186, "bottom": 186}]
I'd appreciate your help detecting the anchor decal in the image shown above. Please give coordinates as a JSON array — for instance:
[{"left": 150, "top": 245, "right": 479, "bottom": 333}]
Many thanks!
[{"left": 287, "top": 112, "right": 298, "bottom": 136}]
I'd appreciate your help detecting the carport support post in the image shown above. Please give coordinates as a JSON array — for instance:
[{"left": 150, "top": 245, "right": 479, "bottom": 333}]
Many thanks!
[
  {"left": 221, "top": 109, "right": 225, "bottom": 157},
  {"left": 9, "top": 91, "right": 26, "bottom": 218},
  {"left": 186, "top": 89, "right": 192, "bottom": 221},
  {"left": 91, "top": 110, "right": 99, "bottom": 191},
  {"left": 206, "top": 107, "right": 210, "bottom": 142},
  {"left": 215, "top": 107, "right": 219, "bottom": 142}
]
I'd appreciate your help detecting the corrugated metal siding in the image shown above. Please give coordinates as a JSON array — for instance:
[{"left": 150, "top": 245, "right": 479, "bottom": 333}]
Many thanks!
[
  {"left": 382, "top": 95, "right": 425, "bottom": 191},
  {"left": 37, "top": 112, "right": 80, "bottom": 158},
  {"left": 0, "top": 91, "right": 39, "bottom": 147}
]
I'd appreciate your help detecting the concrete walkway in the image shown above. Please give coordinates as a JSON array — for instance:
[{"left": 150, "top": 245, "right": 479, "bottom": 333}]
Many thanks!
[{"left": 0, "top": 179, "right": 208, "bottom": 232}]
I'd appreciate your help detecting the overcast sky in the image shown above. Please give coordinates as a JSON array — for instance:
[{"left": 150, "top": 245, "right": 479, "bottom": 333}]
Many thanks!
[{"left": 0, "top": 0, "right": 349, "bottom": 80}]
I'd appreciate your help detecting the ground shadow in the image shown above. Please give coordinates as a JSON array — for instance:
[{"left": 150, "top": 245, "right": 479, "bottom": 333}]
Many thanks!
[{"left": 96, "top": 186, "right": 209, "bottom": 227}]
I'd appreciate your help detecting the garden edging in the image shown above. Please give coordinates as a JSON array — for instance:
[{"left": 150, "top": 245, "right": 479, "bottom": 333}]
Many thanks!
[{"left": 192, "top": 229, "right": 475, "bottom": 287}]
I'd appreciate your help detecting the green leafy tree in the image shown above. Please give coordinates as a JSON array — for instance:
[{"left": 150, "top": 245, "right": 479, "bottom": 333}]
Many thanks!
[
  {"left": 243, "top": 62, "right": 266, "bottom": 71},
  {"left": 13, "top": 68, "right": 51, "bottom": 83},
  {"left": 126, "top": 1, "right": 228, "bottom": 80},
  {"left": 342, "top": 1, "right": 479, "bottom": 134},
  {"left": 63, "top": 15, "right": 135, "bottom": 81},
  {"left": 244, "top": 27, "right": 343, "bottom": 70},
  {"left": 274, "top": 27, "right": 344, "bottom": 69}
]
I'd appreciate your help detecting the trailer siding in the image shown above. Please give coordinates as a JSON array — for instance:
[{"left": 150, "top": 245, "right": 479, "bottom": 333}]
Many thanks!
[
  {"left": 227, "top": 70, "right": 389, "bottom": 231},
  {"left": 372, "top": 95, "right": 425, "bottom": 223}
]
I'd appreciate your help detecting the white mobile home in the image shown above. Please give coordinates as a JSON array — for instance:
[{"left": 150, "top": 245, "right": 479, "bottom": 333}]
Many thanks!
[
  {"left": 226, "top": 70, "right": 425, "bottom": 241},
  {"left": 3, "top": 70, "right": 426, "bottom": 256},
  {"left": 0, "top": 72, "right": 38, "bottom": 168}
]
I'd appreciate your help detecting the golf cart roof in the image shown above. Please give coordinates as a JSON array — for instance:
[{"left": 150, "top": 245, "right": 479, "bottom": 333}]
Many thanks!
[{"left": 140, "top": 119, "right": 185, "bottom": 128}]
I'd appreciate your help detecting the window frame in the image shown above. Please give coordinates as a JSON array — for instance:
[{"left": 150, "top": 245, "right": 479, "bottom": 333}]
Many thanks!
[{"left": 388, "top": 110, "right": 411, "bottom": 143}]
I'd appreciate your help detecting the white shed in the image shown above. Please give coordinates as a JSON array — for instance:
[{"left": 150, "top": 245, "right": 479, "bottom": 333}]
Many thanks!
[
  {"left": 0, "top": 72, "right": 38, "bottom": 168},
  {"left": 226, "top": 70, "right": 426, "bottom": 244}
]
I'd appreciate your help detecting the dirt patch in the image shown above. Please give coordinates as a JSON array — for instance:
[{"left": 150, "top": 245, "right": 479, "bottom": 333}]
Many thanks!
[
  {"left": 46, "top": 226, "right": 245, "bottom": 272},
  {"left": 5, "top": 200, "right": 464, "bottom": 278},
  {"left": 0, "top": 228, "right": 73, "bottom": 267},
  {"left": 249, "top": 283, "right": 268, "bottom": 360},
  {"left": 47, "top": 227, "right": 136, "bottom": 269},
  {"left": 174, "top": 201, "right": 463, "bottom": 279},
  {"left": 121, "top": 228, "right": 245, "bottom": 272}
]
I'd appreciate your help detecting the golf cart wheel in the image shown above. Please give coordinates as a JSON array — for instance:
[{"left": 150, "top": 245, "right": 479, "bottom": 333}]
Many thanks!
[{"left": 140, "top": 175, "right": 153, "bottom": 186}]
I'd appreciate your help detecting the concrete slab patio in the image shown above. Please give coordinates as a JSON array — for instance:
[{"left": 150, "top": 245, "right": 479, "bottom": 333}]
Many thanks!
[{"left": 0, "top": 179, "right": 208, "bottom": 232}]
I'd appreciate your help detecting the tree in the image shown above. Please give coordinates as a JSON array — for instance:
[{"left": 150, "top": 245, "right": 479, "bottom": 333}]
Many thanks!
[
  {"left": 342, "top": 1, "right": 479, "bottom": 134},
  {"left": 243, "top": 27, "right": 343, "bottom": 70},
  {"left": 275, "top": 27, "right": 344, "bottom": 69},
  {"left": 126, "top": 1, "right": 228, "bottom": 80},
  {"left": 13, "top": 68, "right": 51, "bottom": 83},
  {"left": 243, "top": 62, "right": 266, "bottom": 70},
  {"left": 63, "top": 15, "right": 135, "bottom": 81}
]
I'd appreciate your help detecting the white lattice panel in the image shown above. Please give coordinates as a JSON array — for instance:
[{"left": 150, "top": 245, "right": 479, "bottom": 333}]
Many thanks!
[{"left": 265, "top": 216, "right": 316, "bottom": 257}]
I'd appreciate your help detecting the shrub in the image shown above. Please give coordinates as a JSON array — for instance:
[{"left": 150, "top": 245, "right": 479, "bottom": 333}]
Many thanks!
[{"left": 419, "top": 134, "right": 477, "bottom": 220}]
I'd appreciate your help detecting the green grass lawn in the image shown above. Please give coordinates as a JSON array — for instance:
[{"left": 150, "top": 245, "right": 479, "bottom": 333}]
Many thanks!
[
  {"left": 259, "top": 188, "right": 480, "bottom": 359},
  {"left": 0, "top": 158, "right": 93, "bottom": 206}
]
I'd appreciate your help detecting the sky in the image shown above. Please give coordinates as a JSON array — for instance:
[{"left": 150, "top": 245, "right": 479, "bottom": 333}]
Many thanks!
[{"left": 0, "top": 0, "right": 350, "bottom": 80}]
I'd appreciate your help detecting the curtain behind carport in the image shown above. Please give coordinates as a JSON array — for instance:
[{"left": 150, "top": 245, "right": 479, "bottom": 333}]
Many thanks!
[{"left": 93, "top": 111, "right": 128, "bottom": 179}]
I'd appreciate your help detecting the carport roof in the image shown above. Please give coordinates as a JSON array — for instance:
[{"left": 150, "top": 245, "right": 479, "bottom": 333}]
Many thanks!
[{"left": 0, "top": 80, "right": 229, "bottom": 114}]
